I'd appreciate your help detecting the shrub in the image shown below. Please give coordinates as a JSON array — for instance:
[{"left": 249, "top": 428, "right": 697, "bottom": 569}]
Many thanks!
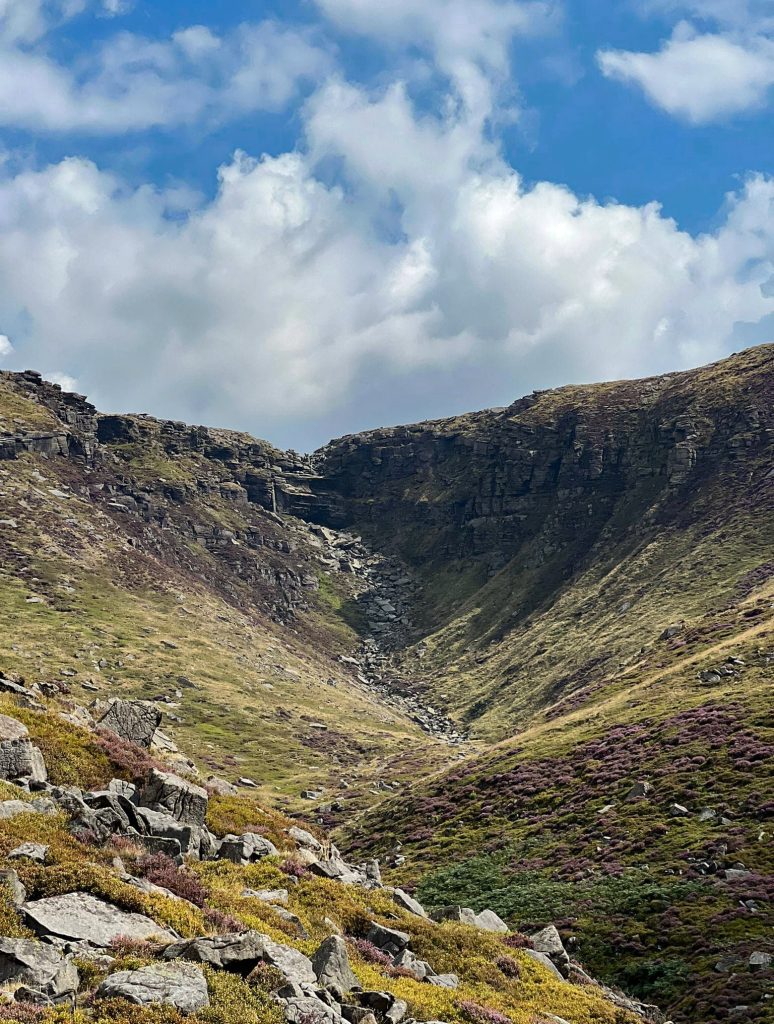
[
  {"left": 138, "top": 853, "right": 210, "bottom": 908},
  {"left": 0, "top": 1005, "right": 46, "bottom": 1022},
  {"left": 349, "top": 938, "right": 391, "bottom": 966},
  {"left": 94, "top": 729, "right": 164, "bottom": 782},
  {"left": 203, "top": 907, "right": 245, "bottom": 933},
  {"left": 459, "top": 1000, "right": 513, "bottom": 1024},
  {"left": 495, "top": 955, "right": 521, "bottom": 979}
]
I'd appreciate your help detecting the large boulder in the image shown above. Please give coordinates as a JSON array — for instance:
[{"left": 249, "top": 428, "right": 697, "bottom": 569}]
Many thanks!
[
  {"left": 218, "top": 832, "right": 278, "bottom": 866},
  {"left": 96, "top": 962, "right": 209, "bottom": 1013},
  {"left": 288, "top": 826, "right": 322, "bottom": 852},
  {"left": 522, "top": 949, "right": 564, "bottom": 981},
  {"left": 0, "top": 715, "right": 47, "bottom": 783},
  {"left": 530, "top": 926, "right": 570, "bottom": 977},
  {"left": 312, "top": 936, "right": 359, "bottom": 999},
  {"left": 430, "top": 906, "right": 507, "bottom": 932},
  {"left": 163, "top": 931, "right": 315, "bottom": 984},
  {"left": 365, "top": 922, "right": 410, "bottom": 956},
  {"left": 0, "top": 938, "right": 79, "bottom": 1002},
  {"left": 22, "top": 892, "right": 176, "bottom": 945},
  {"left": 388, "top": 888, "right": 428, "bottom": 919},
  {"left": 474, "top": 909, "right": 509, "bottom": 933},
  {"left": 138, "top": 769, "right": 208, "bottom": 825},
  {"left": 97, "top": 699, "right": 161, "bottom": 748},
  {"left": 279, "top": 982, "right": 343, "bottom": 1024}
]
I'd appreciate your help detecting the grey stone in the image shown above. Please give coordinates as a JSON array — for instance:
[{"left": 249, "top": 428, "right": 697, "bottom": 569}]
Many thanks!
[
  {"left": 749, "top": 951, "right": 772, "bottom": 971},
  {"left": 0, "top": 715, "right": 47, "bottom": 783},
  {"left": 365, "top": 922, "right": 410, "bottom": 954},
  {"left": 242, "top": 889, "right": 289, "bottom": 904},
  {"left": 530, "top": 926, "right": 570, "bottom": 977},
  {"left": 8, "top": 843, "right": 48, "bottom": 863},
  {"left": 97, "top": 962, "right": 209, "bottom": 1012},
  {"left": 0, "top": 800, "right": 49, "bottom": 820},
  {"left": 23, "top": 892, "right": 176, "bottom": 945},
  {"left": 430, "top": 906, "right": 478, "bottom": 927},
  {"left": 522, "top": 949, "right": 564, "bottom": 981},
  {"left": 218, "top": 832, "right": 278, "bottom": 865},
  {"left": 138, "top": 768, "right": 208, "bottom": 825},
  {"left": 288, "top": 825, "right": 323, "bottom": 852},
  {"left": 0, "top": 867, "right": 27, "bottom": 907},
  {"left": 425, "top": 974, "right": 459, "bottom": 989},
  {"left": 389, "top": 888, "right": 428, "bottom": 919},
  {"left": 164, "top": 931, "right": 315, "bottom": 984},
  {"left": 670, "top": 804, "right": 690, "bottom": 817},
  {"left": 0, "top": 938, "right": 79, "bottom": 1001},
  {"left": 474, "top": 909, "right": 509, "bottom": 933},
  {"left": 97, "top": 699, "right": 161, "bottom": 748},
  {"left": 312, "top": 936, "right": 359, "bottom": 998}
]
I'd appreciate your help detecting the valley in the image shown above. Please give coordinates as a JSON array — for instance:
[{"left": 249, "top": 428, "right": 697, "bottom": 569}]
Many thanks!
[{"left": 0, "top": 346, "right": 771, "bottom": 1024}]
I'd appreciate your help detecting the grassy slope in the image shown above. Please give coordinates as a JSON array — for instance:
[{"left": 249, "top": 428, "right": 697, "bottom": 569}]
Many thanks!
[
  {"left": 0, "top": 695, "right": 636, "bottom": 1024},
  {"left": 0, "top": 439, "right": 440, "bottom": 804},
  {"left": 342, "top": 587, "right": 774, "bottom": 1023}
]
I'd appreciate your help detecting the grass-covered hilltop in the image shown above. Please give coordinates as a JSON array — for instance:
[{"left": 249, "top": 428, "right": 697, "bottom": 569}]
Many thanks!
[{"left": 0, "top": 344, "right": 771, "bottom": 1024}]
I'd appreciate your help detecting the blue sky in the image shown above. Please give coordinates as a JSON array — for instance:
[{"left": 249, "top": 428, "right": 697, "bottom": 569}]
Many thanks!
[{"left": 0, "top": 0, "right": 772, "bottom": 448}]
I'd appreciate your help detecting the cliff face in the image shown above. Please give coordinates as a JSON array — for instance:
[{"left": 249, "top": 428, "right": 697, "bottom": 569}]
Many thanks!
[{"left": 313, "top": 345, "right": 772, "bottom": 579}]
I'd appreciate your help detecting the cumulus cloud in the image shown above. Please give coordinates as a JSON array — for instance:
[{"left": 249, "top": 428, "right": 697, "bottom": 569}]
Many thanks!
[
  {"left": 0, "top": 17, "right": 331, "bottom": 133},
  {"left": 0, "top": 78, "right": 771, "bottom": 447},
  {"left": 598, "top": 3, "right": 774, "bottom": 122},
  {"left": 315, "top": 0, "right": 557, "bottom": 115},
  {"left": 0, "top": 333, "right": 13, "bottom": 356}
]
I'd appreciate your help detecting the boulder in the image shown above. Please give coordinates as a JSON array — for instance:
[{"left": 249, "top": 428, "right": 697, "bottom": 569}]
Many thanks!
[
  {"left": 8, "top": 843, "right": 48, "bottom": 863},
  {"left": 22, "top": 892, "right": 176, "bottom": 945},
  {"left": 206, "top": 776, "right": 239, "bottom": 796},
  {"left": 389, "top": 888, "right": 428, "bottom": 919},
  {"left": 430, "top": 906, "right": 478, "bottom": 927},
  {"left": 625, "top": 781, "right": 653, "bottom": 801},
  {"left": 0, "top": 715, "right": 47, "bottom": 783},
  {"left": 218, "top": 832, "right": 278, "bottom": 865},
  {"left": 749, "top": 951, "right": 772, "bottom": 971},
  {"left": 138, "top": 769, "right": 208, "bottom": 825},
  {"left": 474, "top": 909, "right": 509, "bottom": 933},
  {"left": 522, "top": 949, "right": 564, "bottom": 981},
  {"left": 164, "top": 931, "right": 315, "bottom": 984},
  {"left": 288, "top": 825, "right": 323, "bottom": 852},
  {"left": 96, "top": 962, "right": 209, "bottom": 1012},
  {"left": 365, "top": 922, "right": 410, "bottom": 955},
  {"left": 242, "top": 889, "right": 289, "bottom": 904},
  {"left": 393, "top": 949, "right": 435, "bottom": 981},
  {"left": 312, "top": 936, "right": 359, "bottom": 998},
  {"left": 530, "top": 926, "right": 571, "bottom": 977},
  {"left": 280, "top": 984, "right": 343, "bottom": 1024},
  {"left": 0, "top": 867, "right": 27, "bottom": 907},
  {"left": 425, "top": 974, "right": 459, "bottom": 989},
  {"left": 97, "top": 699, "right": 161, "bottom": 748},
  {"left": 0, "top": 938, "right": 79, "bottom": 1002},
  {"left": 0, "top": 800, "right": 51, "bottom": 821}
]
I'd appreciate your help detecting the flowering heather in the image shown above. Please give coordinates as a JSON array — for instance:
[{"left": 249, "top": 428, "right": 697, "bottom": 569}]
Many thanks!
[{"left": 459, "top": 999, "right": 513, "bottom": 1024}]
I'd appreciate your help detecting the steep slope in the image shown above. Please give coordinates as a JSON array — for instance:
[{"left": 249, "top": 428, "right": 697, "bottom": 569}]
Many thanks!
[
  {"left": 313, "top": 344, "right": 773, "bottom": 738},
  {"left": 0, "top": 371, "right": 451, "bottom": 806}
]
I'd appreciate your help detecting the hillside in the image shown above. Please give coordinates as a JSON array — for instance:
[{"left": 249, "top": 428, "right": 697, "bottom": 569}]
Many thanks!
[{"left": 0, "top": 346, "right": 772, "bottom": 1024}]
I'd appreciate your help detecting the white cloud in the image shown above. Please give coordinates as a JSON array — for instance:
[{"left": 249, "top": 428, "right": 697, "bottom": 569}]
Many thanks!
[
  {"left": 599, "top": 25, "right": 774, "bottom": 122},
  {"left": 0, "top": 333, "right": 13, "bottom": 356},
  {"left": 315, "top": 0, "right": 557, "bottom": 116},
  {"left": 48, "top": 371, "right": 79, "bottom": 391},
  {"left": 599, "top": 1, "right": 774, "bottom": 122},
  {"left": 0, "top": 79, "right": 771, "bottom": 447},
  {"left": 0, "top": 19, "right": 331, "bottom": 133}
]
